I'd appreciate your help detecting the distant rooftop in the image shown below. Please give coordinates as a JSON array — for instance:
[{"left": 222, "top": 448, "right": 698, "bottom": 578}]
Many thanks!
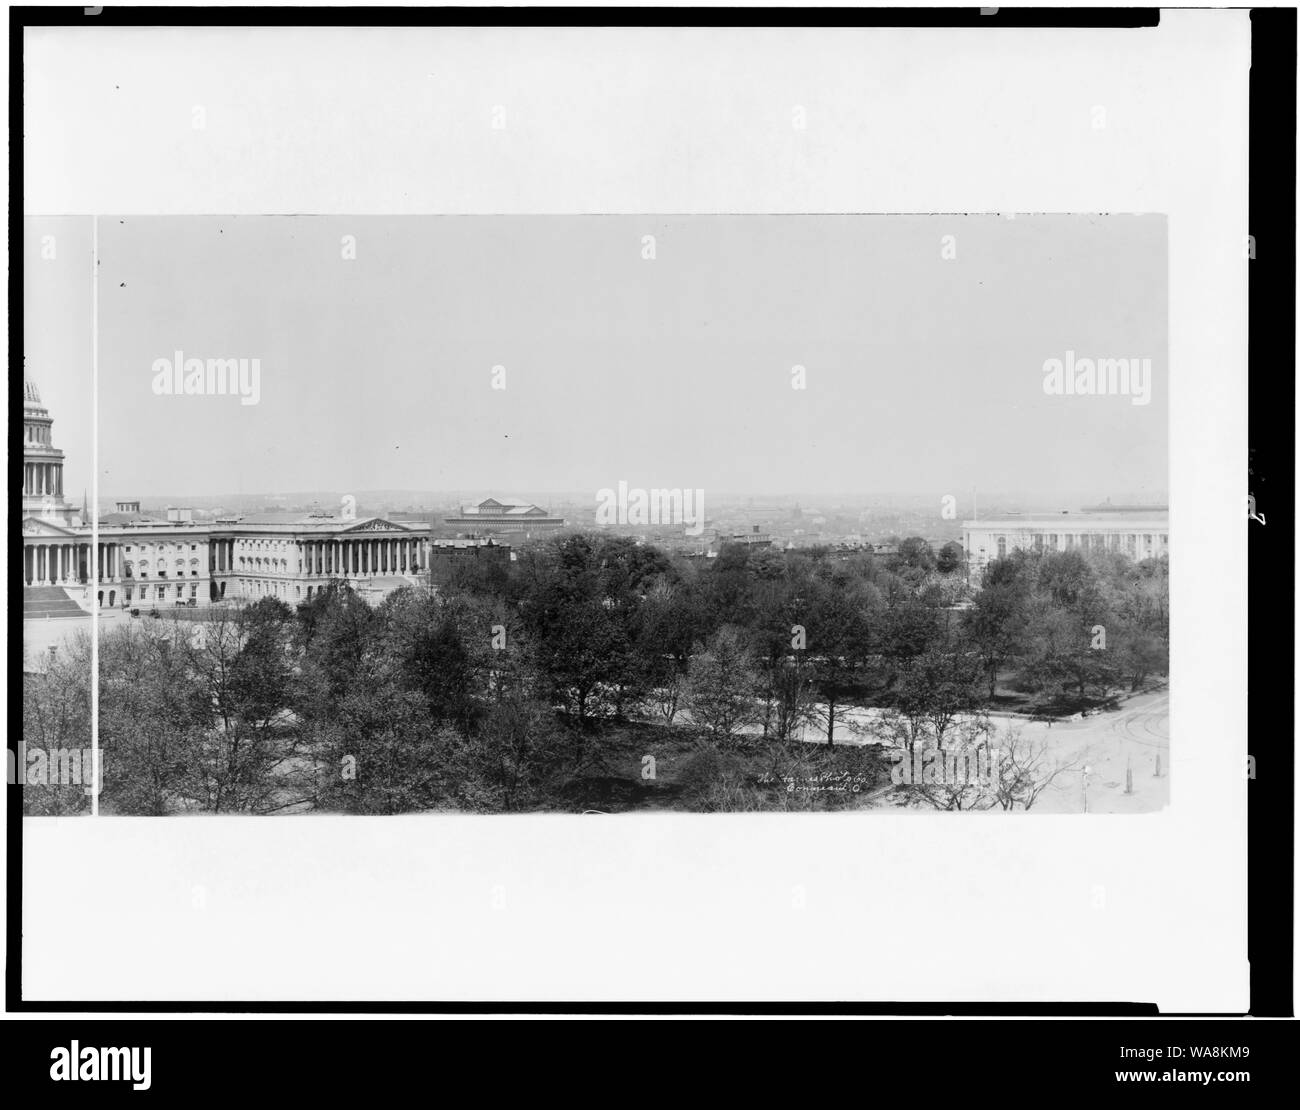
[
  {"left": 455, "top": 497, "right": 554, "bottom": 517},
  {"left": 964, "top": 507, "right": 1169, "bottom": 526},
  {"left": 1080, "top": 501, "right": 1169, "bottom": 513}
]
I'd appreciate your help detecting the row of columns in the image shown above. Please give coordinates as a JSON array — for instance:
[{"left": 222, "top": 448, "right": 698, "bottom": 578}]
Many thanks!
[
  {"left": 24, "top": 462, "right": 63, "bottom": 497},
  {"left": 1031, "top": 532, "right": 1161, "bottom": 555},
  {"left": 976, "top": 530, "right": 1167, "bottom": 567},
  {"left": 22, "top": 541, "right": 123, "bottom": 586},
  {"left": 205, "top": 534, "right": 426, "bottom": 583},
  {"left": 298, "top": 537, "right": 421, "bottom": 577},
  {"left": 25, "top": 534, "right": 429, "bottom": 591},
  {"left": 212, "top": 538, "right": 236, "bottom": 573}
]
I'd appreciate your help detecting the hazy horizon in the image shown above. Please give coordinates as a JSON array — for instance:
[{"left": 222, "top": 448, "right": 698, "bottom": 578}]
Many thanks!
[{"left": 87, "top": 486, "right": 1169, "bottom": 511}]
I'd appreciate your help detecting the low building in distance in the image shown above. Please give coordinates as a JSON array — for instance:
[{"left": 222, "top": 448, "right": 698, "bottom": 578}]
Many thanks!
[
  {"left": 445, "top": 496, "right": 565, "bottom": 537},
  {"left": 715, "top": 525, "right": 774, "bottom": 551},
  {"left": 962, "top": 502, "right": 1169, "bottom": 584}
]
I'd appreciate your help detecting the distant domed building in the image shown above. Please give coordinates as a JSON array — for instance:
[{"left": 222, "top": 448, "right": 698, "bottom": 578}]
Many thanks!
[
  {"left": 21, "top": 375, "right": 501, "bottom": 622},
  {"left": 22, "top": 378, "right": 80, "bottom": 528}
]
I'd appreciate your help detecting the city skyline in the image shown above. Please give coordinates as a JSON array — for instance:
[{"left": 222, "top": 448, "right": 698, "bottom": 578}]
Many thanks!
[{"left": 75, "top": 486, "right": 1170, "bottom": 510}]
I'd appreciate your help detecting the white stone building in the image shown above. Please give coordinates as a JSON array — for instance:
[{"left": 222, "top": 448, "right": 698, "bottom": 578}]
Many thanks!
[
  {"left": 962, "top": 506, "right": 1169, "bottom": 583},
  {"left": 20, "top": 377, "right": 489, "bottom": 613}
]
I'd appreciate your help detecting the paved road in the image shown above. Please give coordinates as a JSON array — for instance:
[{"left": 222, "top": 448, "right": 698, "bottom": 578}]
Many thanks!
[
  {"left": 1008, "top": 689, "right": 1170, "bottom": 814},
  {"left": 1106, "top": 692, "right": 1171, "bottom": 750},
  {"left": 798, "top": 689, "right": 1170, "bottom": 814}
]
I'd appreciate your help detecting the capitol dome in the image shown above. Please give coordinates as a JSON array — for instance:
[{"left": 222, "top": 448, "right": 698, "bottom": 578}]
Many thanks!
[{"left": 24, "top": 378, "right": 43, "bottom": 408}]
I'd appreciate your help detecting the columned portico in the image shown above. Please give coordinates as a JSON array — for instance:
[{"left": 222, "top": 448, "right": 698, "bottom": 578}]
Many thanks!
[
  {"left": 22, "top": 378, "right": 446, "bottom": 617},
  {"left": 26, "top": 495, "right": 432, "bottom": 611},
  {"left": 271, "top": 523, "right": 427, "bottom": 585},
  {"left": 20, "top": 537, "right": 139, "bottom": 589},
  {"left": 21, "top": 531, "right": 95, "bottom": 587},
  {"left": 205, "top": 523, "right": 427, "bottom": 592}
]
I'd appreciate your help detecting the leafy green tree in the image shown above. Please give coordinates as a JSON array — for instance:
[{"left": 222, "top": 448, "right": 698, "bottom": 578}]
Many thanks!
[
  {"left": 1022, "top": 603, "right": 1119, "bottom": 702},
  {"left": 309, "top": 684, "right": 456, "bottom": 815},
  {"left": 889, "top": 536, "right": 936, "bottom": 585},
  {"left": 518, "top": 536, "right": 635, "bottom": 723},
  {"left": 1116, "top": 626, "right": 1168, "bottom": 692},
  {"left": 294, "top": 582, "right": 381, "bottom": 712},
  {"left": 449, "top": 693, "right": 579, "bottom": 812},
  {"left": 21, "top": 631, "right": 93, "bottom": 816},
  {"left": 636, "top": 580, "right": 704, "bottom": 724},
  {"left": 186, "top": 719, "right": 296, "bottom": 814},
  {"left": 765, "top": 652, "right": 819, "bottom": 743},
  {"left": 151, "top": 604, "right": 301, "bottom": 813},
  {"left": 892, "top": 647, "right": 987, "bottom": 752},
  {"left": 804, "top": 579, "right": 874, "bottom": 745},
  {"left": 228, "top": 597, "right": 295, "bottom": 726},
  {"left": 964, "top": 579, "right": 1029, "bottom": 698},
  {"left": 936, "top": 540, "right": 965, "bottom": 575},
  {"left": 381, "top": 589, "right": 486, "bottom": 731},
  {"left": 97, "top": 621, "right": 211, "bottom": 814},
  {"left": 685, "top": 626, "right": 762, "bottom": 743},
  {"left": 876, "top": 586, "right": 939, "bottom": 685}
]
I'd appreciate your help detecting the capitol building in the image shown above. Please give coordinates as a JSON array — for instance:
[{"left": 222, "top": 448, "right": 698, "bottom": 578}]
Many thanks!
[{"left": 20, "top": 378, "right": 507, "bottom": 617}]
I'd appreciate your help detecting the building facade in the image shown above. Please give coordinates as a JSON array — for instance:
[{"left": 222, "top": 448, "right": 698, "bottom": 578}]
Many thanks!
[
  {"left": 962, "top": 506, "right": 1169, "bottom": 583},
  {"left": 20, "top": 378, "right": 501, "bottom": 610},
  {"left": 445, "top": 497, "right": 565, "bottom": 536}
]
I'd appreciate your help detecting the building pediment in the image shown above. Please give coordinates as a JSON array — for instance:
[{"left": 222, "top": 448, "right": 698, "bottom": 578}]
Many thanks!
[
  {"left": 20, "top": 516, "right": 81, "bottom": 538},
  {"left": 341, "top": 517, "right": 413, "bottom": 534}
]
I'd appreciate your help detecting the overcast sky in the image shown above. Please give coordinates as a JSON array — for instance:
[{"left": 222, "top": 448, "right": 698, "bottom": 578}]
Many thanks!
[{"left": 25, "top": 214, "right": 1166, "bottom": 504}]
